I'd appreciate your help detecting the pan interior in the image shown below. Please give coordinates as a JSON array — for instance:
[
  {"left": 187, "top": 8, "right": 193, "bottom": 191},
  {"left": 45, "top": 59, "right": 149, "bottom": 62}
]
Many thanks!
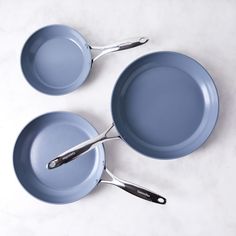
[
  {"left": 13, "top": 112, "right": 105, "bottom": 203},
  {"left": 112, "top": 52, "right": 218, "bottom": 159},
  {"left": 34, "top": 38, "right": 83, "bottom": 87},
  {"left": 21, "top": 25, "right": 92, "bottom": 95},
  {"left": 124, "top": 66, "right": 204, "bottom": 146}
]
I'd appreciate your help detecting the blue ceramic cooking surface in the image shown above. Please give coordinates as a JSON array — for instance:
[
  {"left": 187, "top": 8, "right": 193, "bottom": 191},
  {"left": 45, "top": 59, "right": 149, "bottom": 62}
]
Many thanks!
[
  {"left": 13, "top": 112, "right": 104, "bottom": 203},
  {"left": 112, "top": 52, "right": 219, "bottom": 159},
  {"left": 21, "top": 25, "right": 92, "bottom": 95}
]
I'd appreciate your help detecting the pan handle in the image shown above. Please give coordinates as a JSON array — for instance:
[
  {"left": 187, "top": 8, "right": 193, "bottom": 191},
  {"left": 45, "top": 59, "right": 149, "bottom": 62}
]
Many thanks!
[
  {"left": 90, "top": 37, "right": 149, "bottom": 62},
  {"left": 101, "top": 168, "right": 166, "bottom": 205},
  {"left": 47, "top": 123, "right": 120, "bottom": 170}
]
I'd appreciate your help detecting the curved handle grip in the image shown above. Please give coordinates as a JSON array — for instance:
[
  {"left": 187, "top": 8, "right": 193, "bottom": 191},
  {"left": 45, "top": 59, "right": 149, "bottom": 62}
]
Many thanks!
[
  {"left": 47, "top": 123, "right": 119, "bottom": 169},
  {"left": 91, "top": 37, "right": 149, "bottom": 61},
  {"left": 101, "top": 169, "right": 166, "bottom": 205}
]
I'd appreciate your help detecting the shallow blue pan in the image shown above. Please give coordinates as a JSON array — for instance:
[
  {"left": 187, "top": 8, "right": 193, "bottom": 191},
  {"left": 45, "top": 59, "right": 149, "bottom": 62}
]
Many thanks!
[
  {"left": 13, "top": 112, "right": 166, "bottom": 204},
  {"left": 48, "top": 52, "right": 219, "bottom": 169},
  {"left": 21, "top": 25, "right": 148, "bottom": 95}
]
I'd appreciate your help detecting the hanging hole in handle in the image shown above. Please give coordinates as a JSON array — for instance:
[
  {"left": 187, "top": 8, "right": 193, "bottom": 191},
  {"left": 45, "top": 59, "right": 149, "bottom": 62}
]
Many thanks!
[
  {"left": 157, "top": 197, "right": 167, "bottom": 204},
  {"left": 139, "top": 37, "right": 149, "bottom": 44}
]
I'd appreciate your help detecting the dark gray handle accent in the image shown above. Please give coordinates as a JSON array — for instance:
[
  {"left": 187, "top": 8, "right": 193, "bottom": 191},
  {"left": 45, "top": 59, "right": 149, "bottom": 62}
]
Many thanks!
[
  {"left": 116, "top": 37, "right": 149, "bottom": 51},
  {"left": 120, "top": 183, "right": 166, "bottom": 204}
]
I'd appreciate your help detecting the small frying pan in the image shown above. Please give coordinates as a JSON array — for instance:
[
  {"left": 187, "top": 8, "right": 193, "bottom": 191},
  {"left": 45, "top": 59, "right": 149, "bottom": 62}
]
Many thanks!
[
  {"left": 21, "top": 24, "right": 148, "bottom": 95},
  {"left": 48, "top": 52, "right": 219, "bottom": 169},
  {"left": 13, "top": 112, "right": 166, "bottom": 204}
]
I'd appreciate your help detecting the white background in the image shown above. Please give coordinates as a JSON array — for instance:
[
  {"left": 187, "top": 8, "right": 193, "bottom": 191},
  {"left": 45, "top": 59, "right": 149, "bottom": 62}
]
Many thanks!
[{"left": 1, "top": 0, "right": 236, "bottom": 235}]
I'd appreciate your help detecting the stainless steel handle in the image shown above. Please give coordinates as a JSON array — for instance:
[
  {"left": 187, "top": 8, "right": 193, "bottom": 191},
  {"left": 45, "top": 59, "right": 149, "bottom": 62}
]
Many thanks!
[
  {"left": 101, "top": 168, "right": 166, "bottom": 205},
  {"left": 47, "top": 123, "right": 120, "bottom": 169},
  {"left": 91, "top": 37, "right": 149, "bottom": 62}
]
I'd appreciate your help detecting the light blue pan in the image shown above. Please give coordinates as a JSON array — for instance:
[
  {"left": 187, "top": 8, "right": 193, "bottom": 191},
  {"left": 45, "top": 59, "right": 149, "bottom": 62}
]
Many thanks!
[
  {"left": 21, "top": 25, "right": 148, "bottom": 95},
  {"left": 13, "top": 112, "right": 166, "bottom": 204},
  {"left": 48, "top": 52, "right": 219, "bottom": 169}
]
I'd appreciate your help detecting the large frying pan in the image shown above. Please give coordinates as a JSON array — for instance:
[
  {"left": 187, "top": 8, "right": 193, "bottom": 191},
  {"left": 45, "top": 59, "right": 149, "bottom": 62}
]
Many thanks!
[
  {"left": 48, "top": 51, "right": 219, "bottom": 169},
  {"left": 13, "top": 112, "right": 166, "bottom": 204}
]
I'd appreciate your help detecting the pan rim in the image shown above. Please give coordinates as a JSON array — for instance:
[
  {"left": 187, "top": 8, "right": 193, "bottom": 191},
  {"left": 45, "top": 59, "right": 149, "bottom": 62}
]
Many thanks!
[
  {"left": 20, "top": 24, "right": 92, "bottom": 95},
  {"left": 13, "top": 111, "right": 105, "bottom": 204},
  {"left": 111, "top": 51, "right": 219, "bottom": 159}
]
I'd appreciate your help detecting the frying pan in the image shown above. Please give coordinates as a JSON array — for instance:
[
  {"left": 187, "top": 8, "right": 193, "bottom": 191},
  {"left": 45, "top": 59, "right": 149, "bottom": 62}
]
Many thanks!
[
  {"left": 21, "top": 24, "right": 148, "bottom": 95},
  {"left": 48, "top": 51, "right": 219, "bottom": 169},
  {"left": 13, "top": 112, "right": 166, "bottom": 204}
]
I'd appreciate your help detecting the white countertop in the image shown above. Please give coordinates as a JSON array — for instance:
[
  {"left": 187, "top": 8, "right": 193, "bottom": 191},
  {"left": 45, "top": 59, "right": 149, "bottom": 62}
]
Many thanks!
[{"left": 1, "top": 0, "right": 236, "bottom": 235}]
